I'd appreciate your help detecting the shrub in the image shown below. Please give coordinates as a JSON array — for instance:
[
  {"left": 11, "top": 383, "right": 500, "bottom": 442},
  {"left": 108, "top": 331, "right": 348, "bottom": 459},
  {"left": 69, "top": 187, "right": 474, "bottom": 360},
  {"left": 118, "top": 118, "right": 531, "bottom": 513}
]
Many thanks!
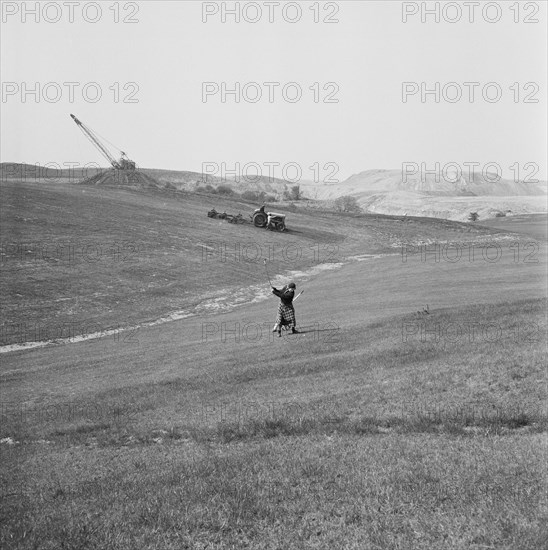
[
  {"left": 334, "top": 195, "right": 362, "bottom": 213},
  {"left": 468, "top": 212, "right": 479, "bottom": 222},
  {"left": 241, "top": 190, "right": 259, "bottom": 202},
  {"left": 217, "top": 185, "right": 234, "bottom": 195}
]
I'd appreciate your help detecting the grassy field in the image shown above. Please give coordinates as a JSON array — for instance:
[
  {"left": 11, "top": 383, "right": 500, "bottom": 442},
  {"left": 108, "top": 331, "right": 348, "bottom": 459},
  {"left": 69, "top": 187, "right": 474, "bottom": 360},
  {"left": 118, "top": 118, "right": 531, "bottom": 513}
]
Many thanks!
[
  {"left": 0, "top": 179, "right": 505, "bottom": 346},
  {"left": 1, "top": 180, "right": 546, "bottom": 549},
  {"left": 480, "top": 214, "right": 548, "bottom": 242}
]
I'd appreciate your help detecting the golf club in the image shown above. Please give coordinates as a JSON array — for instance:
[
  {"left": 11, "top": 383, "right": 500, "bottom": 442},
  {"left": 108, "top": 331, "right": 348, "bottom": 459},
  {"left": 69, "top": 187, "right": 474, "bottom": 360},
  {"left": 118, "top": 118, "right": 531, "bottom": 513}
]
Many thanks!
[
  {"left": 263, "top": 258, "right": 273, "bottom": 287},
  {"left": 293, "top": 290, "right": 304, "bottom": 302}
]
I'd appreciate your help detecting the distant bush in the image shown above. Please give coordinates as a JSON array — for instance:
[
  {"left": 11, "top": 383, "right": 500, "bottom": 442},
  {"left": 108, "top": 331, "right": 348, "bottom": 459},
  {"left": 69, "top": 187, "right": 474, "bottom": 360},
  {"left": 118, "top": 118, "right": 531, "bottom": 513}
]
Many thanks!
[
  {"left": 283, "top": 185, "right": 302, "bottom": 201},
  {"left": 468, "top": 212, "right": 479, "bottom": 222},
  {"left": 241, "top": 190, "right": 259, "bottom": 202},
  {"left": 495, "top": 211, "right": 507, "bottom": 218},
  {"left": 217, "top": 185, "right": 234, "bottom": 195},
  {"left": 265, "top": 194, "right": 276, "bottom": 202},
  {"left": 334, "top": 195, "right": 362, "bottom": 213}
]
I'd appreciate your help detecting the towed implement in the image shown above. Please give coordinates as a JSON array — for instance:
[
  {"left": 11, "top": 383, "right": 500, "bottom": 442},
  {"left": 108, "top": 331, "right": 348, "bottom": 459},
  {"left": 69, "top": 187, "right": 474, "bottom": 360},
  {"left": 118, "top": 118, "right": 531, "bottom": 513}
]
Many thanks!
[{"left": 207, "top": 209, "right": 245, "bottom": 223}]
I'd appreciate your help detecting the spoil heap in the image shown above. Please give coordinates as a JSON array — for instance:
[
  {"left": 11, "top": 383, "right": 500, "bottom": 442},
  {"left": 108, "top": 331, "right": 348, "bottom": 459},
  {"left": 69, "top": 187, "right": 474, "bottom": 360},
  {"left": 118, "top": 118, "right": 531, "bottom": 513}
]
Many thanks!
[{"left": 78, "top": 169, "right": 164, "bottom": 189}]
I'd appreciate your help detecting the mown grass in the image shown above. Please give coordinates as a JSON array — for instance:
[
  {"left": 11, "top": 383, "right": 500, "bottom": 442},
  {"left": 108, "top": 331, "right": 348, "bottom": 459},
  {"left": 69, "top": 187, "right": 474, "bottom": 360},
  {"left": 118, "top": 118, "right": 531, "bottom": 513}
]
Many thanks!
[
  {"left": 1, "top": 298, "right": 546, "bottom": 549},
  {"left": 2, "top": 433, "right": 546, "bottom": 549}
]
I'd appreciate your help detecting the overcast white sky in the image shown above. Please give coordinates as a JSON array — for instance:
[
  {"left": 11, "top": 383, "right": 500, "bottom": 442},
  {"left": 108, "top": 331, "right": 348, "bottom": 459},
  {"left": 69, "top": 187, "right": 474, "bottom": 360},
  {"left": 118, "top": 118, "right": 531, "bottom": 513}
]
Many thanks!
[{"left": 1, "top": 0, "right": 547, "bottom": 181}]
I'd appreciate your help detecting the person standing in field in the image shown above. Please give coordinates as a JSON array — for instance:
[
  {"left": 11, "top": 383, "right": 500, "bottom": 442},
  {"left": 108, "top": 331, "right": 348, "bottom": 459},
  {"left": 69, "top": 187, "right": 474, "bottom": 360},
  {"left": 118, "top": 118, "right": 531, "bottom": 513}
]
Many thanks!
[{"left": 271, "top": 282, "right": 299, "bottom": 337}]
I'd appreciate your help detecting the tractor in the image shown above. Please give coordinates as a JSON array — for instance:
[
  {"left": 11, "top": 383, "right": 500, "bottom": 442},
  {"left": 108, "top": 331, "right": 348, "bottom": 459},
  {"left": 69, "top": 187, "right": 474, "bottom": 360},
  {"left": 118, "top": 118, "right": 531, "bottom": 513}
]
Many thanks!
[{"left": 252, "top": 208, "right": 286, "bottom": 232}]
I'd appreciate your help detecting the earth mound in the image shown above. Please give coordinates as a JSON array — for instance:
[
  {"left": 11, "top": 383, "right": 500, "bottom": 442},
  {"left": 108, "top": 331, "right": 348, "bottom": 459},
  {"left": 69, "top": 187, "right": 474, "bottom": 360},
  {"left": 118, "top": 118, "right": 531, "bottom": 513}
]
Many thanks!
[{"left": 79, "top": 169, "right": 167, "bottom": 189}]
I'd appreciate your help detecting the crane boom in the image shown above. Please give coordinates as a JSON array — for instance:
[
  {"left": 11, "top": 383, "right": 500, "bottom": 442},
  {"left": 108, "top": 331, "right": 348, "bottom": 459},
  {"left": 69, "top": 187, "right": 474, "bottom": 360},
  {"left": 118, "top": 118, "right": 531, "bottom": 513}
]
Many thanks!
[{"left": 70, "top": 114, "right": 135, "bottom": 170}]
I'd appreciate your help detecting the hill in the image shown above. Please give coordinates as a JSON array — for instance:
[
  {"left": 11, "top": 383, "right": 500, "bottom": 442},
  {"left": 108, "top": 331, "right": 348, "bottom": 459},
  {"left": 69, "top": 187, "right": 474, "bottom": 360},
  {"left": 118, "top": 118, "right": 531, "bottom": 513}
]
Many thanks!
[
  {"left": 326, "top": 168, "right": 546, "bottom": 197},
  {"left": 0, "top": 177, "right": 514, "bottom": 347},
  {"left": 0, "top": 163, "right": 294, "bottom": 200},
  {"left": 301, "top": 169, "right": 547, "bottom": 221},
  {"left": 0, "top": 162, "right": 104, "bottom": 182},
  {"left": 2, "top": 163, "right": 546, "bottom": 222}
]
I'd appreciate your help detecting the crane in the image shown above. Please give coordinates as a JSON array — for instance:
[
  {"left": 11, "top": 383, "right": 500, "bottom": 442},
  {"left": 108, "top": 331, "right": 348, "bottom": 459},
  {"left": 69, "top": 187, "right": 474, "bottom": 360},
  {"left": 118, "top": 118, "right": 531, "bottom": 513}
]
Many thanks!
[{"left": 70, "top": 114, "right": 136, "bottom": 170}]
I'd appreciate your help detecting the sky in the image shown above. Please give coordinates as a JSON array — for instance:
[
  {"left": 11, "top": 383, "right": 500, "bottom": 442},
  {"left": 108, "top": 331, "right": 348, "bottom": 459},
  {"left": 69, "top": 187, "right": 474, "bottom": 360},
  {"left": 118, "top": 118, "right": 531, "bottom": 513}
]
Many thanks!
[{"left": 1, "top": 0, "right": 547, "bottom": 182}]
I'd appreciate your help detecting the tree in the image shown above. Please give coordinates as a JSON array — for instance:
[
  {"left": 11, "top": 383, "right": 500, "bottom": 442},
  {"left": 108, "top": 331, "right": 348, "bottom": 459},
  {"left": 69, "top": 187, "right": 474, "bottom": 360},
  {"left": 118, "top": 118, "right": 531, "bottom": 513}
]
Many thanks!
[
  {"left": 290, "top": 185, "right": 301, "bottom": 201},
  {"left": 334, "top": 195, "right": 362, "bottom": 213},
  {"left": 283, "top": 185, "right": 302, "bottom": 201},
  {"left": 468, "top": 212, "right": 479, "bottom": 222}
]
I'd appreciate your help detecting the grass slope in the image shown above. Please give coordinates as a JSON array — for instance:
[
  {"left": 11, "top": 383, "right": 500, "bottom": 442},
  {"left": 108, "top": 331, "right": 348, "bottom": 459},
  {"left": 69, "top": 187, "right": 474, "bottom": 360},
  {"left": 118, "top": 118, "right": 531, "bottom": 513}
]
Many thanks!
[
  {"left": 0, "top": 179, "right": 509, "bottom": 346},
  {"left": 1, "top": 180, "right": 546, "bottom": 549},
  {"left": 1, "top": 299, "right": 546, "bottom": 549}
]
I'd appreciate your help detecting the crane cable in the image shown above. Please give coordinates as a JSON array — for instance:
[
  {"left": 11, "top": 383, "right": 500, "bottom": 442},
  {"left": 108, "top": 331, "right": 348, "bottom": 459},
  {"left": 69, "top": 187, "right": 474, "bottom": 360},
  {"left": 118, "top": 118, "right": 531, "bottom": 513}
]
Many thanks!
[{"left": 83, "top": 121, "right": 130, "bottom": 158}]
